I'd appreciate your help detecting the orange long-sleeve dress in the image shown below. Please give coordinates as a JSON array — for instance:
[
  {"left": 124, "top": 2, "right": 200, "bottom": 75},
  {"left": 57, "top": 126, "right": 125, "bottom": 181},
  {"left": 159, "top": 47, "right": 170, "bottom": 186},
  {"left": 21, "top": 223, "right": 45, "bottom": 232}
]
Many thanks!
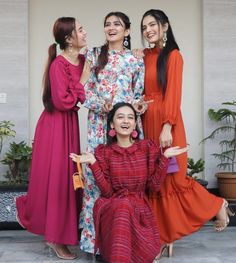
[{"left": 143, "top": 48, "right": 223, "bottom": 244}]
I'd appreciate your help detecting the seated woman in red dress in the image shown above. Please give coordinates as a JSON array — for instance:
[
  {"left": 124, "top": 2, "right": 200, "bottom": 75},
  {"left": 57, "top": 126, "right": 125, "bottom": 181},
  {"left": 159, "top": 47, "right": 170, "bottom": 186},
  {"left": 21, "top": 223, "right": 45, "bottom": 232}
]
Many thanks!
[{"left": 70, "top": 102, "right": 188, "bottom": 263}]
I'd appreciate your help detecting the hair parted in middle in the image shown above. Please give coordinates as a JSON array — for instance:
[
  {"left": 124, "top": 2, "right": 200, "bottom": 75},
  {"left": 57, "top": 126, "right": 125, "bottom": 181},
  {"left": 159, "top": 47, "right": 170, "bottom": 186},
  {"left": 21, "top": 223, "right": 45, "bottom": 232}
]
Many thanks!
[
  {"left": 106, "top": 102, "right": 139, "bottom": 145},
  {"left": 94, "top": 11, "right": 131, "bottom": 79},
  {"left": 141, "top": 9, "right": 179, "bottom": 96}
]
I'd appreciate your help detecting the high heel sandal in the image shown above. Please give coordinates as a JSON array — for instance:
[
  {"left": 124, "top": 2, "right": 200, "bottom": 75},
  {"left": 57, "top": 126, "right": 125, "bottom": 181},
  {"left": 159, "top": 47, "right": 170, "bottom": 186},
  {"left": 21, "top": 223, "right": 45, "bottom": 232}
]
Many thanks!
[
  {"left": 214, "top": 199, "right": 235, "bottom": 232},
  {"left": 46, "top": 242, "right": 77, "bottom": 260},
  {"left": 154, "top": 243, "right": 173, "bottom": 261}
]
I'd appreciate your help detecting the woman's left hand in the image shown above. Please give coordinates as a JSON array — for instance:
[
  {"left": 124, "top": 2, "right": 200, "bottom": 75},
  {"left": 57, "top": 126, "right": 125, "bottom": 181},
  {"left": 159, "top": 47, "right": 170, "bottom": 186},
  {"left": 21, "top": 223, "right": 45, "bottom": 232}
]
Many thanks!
[{"left": 164, "top": 145, "right": 189, "bottom": 158}]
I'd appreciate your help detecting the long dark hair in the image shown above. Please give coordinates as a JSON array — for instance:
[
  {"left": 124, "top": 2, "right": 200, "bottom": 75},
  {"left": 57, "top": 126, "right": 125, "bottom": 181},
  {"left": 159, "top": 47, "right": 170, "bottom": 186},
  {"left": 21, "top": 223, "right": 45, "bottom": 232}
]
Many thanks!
[
  {"left": 42, "top": 17, "right": 76, "bottom": 112},
  {"left": 141, "top": 9, "right": 179, "bottom": 95},
  {"left": 95, "top": 12, "right": 131, "bottom": 78},
  {"left": 106, "top": 102, "right": 139, "bottom": 145}
]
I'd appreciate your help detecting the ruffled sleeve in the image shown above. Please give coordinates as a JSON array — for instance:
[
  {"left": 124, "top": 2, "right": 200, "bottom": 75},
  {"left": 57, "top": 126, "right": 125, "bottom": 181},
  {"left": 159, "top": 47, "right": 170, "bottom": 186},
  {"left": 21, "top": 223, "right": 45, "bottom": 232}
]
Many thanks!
[
  {"left": 49, "top": 58, "right": 85, "bottom": 111},
  {"left": 146, "top": 139, "right": 169, "bottom": 192},
  {"left": 162, "top": 50, "right": 183, "bottom": 125},
  {"left": 83, "top": 48, "right": 104, "bottom": 113},
  {"left": 89, "top": 144, "right": 113, "bottom": 198}
]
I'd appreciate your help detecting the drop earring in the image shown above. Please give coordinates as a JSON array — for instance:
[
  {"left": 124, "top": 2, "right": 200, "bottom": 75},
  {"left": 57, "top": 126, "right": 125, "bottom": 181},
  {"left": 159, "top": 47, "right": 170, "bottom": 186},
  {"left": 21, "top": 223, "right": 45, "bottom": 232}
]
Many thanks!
[
  {"left": 163, "top": 31, "right": 167, "bottom": 47},
  {"left": 108, "top": 129, "right": 116, "bottom": 137},
  {"left": 131, "top": 130, "right": 138, "bottom": 139},
  {"left": 123, "top": 37, "right": 129, "bottom": 47}
]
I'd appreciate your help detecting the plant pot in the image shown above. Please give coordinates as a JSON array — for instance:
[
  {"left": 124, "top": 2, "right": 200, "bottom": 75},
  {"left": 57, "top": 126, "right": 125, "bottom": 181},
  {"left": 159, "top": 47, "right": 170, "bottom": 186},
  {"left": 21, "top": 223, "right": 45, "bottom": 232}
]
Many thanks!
[
  {"left": 0, "top": 185, "right": 27, "bottom": 229},
  {"left": 215, "top": 172, "right": 236, "bottom": 201}
]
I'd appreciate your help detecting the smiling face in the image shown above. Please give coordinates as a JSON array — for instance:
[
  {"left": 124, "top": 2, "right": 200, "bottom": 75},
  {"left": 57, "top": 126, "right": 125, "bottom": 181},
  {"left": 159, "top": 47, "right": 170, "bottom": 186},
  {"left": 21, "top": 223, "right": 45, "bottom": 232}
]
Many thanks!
[
  {"left": 68, "top": 20, "right": 87, "bottom": 50},
  {"left": 110, "top": 106, "right": 136, "bottom": 138},
  {"left": 142, "top": 15, "right": 168, "bottom": 47},
  {"left": 104, "top": 15, "right": 130, "bottom": 46}
]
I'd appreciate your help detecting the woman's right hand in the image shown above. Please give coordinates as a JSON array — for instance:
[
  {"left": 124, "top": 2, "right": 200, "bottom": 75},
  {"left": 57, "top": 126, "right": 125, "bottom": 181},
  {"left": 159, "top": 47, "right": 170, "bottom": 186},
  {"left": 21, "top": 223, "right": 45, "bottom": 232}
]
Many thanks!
[
  {"left": 102, "top": 100, "right": 113, "bottom": 113},
  {"left": 80, "top": 61, "right": 91, "bottom": 85},
  {"left": 159, "top": 123, "right": 173, "bottom": 148}
]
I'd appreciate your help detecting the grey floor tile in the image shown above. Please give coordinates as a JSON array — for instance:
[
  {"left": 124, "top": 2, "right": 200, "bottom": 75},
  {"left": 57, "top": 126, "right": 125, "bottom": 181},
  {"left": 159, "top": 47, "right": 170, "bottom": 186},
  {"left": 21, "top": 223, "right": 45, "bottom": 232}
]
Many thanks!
[{"left": 0, "top": 226, "right": 236, "bottom": 262}]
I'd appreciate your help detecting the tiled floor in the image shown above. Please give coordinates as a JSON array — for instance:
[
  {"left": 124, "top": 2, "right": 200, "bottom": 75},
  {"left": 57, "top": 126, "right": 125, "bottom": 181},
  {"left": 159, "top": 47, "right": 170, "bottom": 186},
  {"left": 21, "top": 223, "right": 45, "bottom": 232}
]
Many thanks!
[{"left": 0, "top": 226, "right": 236, "bottom": 262}]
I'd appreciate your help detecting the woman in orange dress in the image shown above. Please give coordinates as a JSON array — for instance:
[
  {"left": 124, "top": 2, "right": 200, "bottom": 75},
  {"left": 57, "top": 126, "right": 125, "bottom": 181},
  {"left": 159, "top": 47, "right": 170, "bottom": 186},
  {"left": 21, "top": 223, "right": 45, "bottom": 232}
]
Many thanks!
[{"left": 140, "top": 9, "right": 233, "bottom": 256}]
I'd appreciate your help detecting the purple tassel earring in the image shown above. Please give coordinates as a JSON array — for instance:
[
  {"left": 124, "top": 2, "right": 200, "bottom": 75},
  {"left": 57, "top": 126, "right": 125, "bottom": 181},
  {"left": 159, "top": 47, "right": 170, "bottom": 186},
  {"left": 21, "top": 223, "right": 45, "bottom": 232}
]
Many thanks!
[
  {"left": 108, "top": 129, "right": 116, "bottom": 137},
  {"left": 131, "top": 130, "right": 138, "bottom": 139}
]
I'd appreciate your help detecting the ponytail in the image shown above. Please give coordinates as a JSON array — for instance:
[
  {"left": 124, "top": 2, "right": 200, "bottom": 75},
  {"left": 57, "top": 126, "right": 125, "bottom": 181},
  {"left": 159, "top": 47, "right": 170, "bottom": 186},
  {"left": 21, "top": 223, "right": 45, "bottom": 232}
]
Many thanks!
[
  {"left": 94, "top": 44, "right": 109, "bottom": 79},
  {"left": 42, "top": 43, "right": 57, "bottom": 112}
]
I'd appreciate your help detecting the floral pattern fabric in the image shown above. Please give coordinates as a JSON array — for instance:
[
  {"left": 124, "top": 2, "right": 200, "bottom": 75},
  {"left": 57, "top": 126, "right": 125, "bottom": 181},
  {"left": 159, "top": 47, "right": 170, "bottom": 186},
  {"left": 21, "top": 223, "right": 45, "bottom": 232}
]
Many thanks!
[{"left": 79, "top": 47, "right": 144, "bottom": 253}]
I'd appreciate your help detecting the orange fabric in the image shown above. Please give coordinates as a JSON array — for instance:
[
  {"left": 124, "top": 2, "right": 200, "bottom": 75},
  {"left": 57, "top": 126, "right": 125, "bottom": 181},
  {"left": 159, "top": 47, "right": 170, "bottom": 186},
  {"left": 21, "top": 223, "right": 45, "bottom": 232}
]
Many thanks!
[{"left": 143, "top": 48, "right": 223, "bottom": 244}]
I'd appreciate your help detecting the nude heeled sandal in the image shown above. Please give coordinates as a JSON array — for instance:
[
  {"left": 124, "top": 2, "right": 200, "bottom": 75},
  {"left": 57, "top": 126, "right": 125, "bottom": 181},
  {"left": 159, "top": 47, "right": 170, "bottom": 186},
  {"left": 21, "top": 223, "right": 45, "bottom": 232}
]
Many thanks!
[
  {"left": 214, "top": 199, "right": 235, "bottom": 232},
  {"left": 46, "top": 242, "right": 77, "bottom": 260},
  {"left": 154, "top": 243, "right": 173, "bottom": 261}
]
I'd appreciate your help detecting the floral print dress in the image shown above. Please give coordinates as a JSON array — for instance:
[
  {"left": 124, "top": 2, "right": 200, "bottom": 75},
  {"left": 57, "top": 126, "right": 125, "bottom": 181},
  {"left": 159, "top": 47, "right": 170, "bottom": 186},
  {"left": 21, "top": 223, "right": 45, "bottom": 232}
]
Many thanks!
[{"left": 80, "top": 47, "right": 144, "bottom": 253}]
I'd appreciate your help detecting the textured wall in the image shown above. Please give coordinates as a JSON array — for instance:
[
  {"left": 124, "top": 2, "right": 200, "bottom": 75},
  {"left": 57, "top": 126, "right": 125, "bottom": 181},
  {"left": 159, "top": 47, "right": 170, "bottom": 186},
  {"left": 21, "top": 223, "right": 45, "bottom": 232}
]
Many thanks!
[
  {"left": 0, "top": 0, "right": 28, "bottom": 178},
  {"left": 203, "top": 0, "right": 236, "bottom": 187}
]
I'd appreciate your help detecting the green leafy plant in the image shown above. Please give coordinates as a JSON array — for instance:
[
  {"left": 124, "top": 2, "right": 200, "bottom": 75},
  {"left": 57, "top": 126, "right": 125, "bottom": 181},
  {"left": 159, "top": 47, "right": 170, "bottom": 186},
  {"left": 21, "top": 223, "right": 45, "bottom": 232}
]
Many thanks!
[
  {"left": 187, "top": 158, "right": 205, "bottom": 179},
  {"left": 0, "top": 120, "right": 16, "bottom": 155},
  {"left": 1, "top": 141, "right": 32, "bottom": 185},
  {"left": 202, "top": 101, "right": 236, "bottom": 173}
]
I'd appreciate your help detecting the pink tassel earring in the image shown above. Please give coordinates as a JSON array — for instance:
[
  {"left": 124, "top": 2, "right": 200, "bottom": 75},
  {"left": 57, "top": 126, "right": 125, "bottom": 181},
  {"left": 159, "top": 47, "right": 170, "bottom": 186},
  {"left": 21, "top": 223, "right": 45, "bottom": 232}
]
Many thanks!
[
  {"left": 108, "top": 129, "right": 116, "bottom": 137},
  {"left": 131, "top": 130, "right": 138, "bottom": 139}
]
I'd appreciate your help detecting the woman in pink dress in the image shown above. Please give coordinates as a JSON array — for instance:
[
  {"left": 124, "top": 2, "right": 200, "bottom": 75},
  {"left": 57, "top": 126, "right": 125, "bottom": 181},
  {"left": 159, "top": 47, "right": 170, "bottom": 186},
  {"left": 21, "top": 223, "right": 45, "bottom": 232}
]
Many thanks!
[
  {"left": 15, "top": 17, "right": 90, "bottom": 260},
  {"left": 70, "top": 102, "right": 188, "bottom": 263}
]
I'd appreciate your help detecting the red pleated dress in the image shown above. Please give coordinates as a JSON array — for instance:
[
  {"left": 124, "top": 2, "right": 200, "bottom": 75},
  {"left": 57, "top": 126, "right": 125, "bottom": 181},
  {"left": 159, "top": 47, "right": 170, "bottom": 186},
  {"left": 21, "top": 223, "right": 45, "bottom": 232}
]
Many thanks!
[
  {"left": 16, "top": 55, "right": 85, "bottom": 245},
  {"left": 143, "top": 48, "right": 223, "bottom": 244}
]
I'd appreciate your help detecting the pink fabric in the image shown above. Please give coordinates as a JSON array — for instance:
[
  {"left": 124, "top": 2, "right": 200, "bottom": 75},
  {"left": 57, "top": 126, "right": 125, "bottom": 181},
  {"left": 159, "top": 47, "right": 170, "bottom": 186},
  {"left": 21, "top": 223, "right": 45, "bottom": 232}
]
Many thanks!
[{"left": 16, "top": 55, "right": 85, "bottom": 245}]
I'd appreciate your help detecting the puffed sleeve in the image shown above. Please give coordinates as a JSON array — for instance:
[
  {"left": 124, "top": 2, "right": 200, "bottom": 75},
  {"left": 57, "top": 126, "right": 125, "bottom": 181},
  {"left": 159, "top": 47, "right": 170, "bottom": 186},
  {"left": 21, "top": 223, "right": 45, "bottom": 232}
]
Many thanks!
[
  {"left": 50, "top": 60, "right": 85, "bottom": 111},
  {"left": 132, "top": 57, "right": 145, "bottom": 103},
  {"left": 162, "top": 50, "right": 183, "bottom": 125},
  {"left": 146, "top": 140, "right": 169, "bottom": 192},
  {"left": 83, "top": 48, "right": 104, "bottom": 113},
  {"left": 89, "top": 144, "right": 113, "bottom": 198}
]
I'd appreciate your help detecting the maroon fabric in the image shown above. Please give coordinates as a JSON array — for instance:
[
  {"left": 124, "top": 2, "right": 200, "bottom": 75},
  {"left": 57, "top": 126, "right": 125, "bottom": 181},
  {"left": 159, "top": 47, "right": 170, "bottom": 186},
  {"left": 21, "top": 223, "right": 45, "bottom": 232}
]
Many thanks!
[
  {"left": 16, "top": 55, "right": 85, "bottom": 245},
  {"left": 90, "top": 140, "right": 169, "bottom": 263}
]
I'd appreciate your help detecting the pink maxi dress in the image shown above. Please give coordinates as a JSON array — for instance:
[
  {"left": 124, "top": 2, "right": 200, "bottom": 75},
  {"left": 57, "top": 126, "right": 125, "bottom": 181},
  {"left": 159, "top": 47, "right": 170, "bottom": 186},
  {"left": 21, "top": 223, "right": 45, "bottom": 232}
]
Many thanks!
[{"left": 16, "top": 55, "right": 85, "bottom": 245}]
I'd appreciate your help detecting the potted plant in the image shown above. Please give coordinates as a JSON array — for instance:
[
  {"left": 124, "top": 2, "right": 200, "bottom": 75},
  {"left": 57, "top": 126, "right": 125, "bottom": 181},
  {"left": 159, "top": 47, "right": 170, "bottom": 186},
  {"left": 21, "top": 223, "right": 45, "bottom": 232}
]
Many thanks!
[
  {"left": 1, "top": 141, "right": 32, "bottom": 187},
  {"left": 0, "top": 120, "right": 16, "bottom": 156},
  {"left": 0, "top": 122, "right": 32, "bottom": 228},
  {"left": 187, "top": 157, "right": 208, "bottom": 188},
  {"left": 202, "top": 101, "right": 236, "bottom": 200}
]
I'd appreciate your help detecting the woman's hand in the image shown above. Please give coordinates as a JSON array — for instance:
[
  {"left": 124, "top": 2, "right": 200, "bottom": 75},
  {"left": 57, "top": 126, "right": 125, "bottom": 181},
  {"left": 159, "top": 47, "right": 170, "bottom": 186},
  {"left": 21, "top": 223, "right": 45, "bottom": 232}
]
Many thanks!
[
  {"left": 102, "top": 100, "right": 113, "bottom": 113},
  {"left": 164, "top": 145, "right": 189, "bottom": 158},
  {"left": 159, "top": 123, "right": 172, "bottom": 147},
  {"left": 80, "top": 61, "right": 91, "bottom": 85},
  {"left": 133, "top": 96, "right": 153, "bottom": 115},
  {"left": 70, "top": 152, "right": 96, "bottom": 165},
  {"left": 132, "top": 48, "right": 144, "bottom": 59}
]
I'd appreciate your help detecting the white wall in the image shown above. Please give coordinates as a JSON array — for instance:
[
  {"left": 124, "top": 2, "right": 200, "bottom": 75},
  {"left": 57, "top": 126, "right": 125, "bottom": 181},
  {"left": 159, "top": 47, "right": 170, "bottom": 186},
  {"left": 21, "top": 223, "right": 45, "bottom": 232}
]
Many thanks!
[
  {"left": 29, "top": 0, "right": 203, "bottom": 160},
  {"left": 0, "top": 0, "right": 28, "bottom": 178},
  {"left": 203, "top": 0, "right": 236, "bottom": 187}
]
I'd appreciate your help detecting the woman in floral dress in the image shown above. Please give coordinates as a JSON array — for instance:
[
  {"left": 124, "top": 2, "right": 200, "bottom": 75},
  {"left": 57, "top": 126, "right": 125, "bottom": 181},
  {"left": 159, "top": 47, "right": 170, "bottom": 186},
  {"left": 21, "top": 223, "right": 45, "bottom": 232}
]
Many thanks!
[{"left": 81, "top": 12, "right": 144, "bottom": 253}]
